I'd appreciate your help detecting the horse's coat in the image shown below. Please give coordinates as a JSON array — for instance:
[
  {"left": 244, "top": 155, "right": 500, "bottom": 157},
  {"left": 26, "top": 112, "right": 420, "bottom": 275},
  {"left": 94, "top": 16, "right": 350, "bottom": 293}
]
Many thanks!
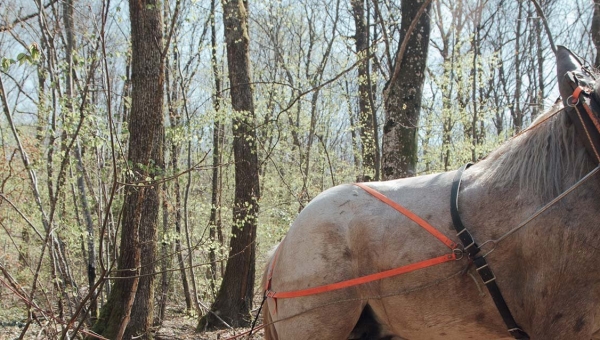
[{"left": 262, "top": 50, "right": 600, "bottom": 339}]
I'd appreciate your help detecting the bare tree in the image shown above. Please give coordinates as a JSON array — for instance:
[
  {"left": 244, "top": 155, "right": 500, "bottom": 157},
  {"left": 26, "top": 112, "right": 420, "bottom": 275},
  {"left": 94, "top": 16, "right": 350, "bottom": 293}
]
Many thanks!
[
  {"left": 198, "top": 0, "right": 260, "bottom": 329},
  {"left": 92, "top": 0, "right": 164, "bottom": 338},
  {"left": 382, "top": 0, "right": 432, "bottom": 179},
  {"left": 351, "top": 0, "right": 379, "bottom": 181},
  {"left": 592, "top": 0, "right": 600, "bottom": 66}
]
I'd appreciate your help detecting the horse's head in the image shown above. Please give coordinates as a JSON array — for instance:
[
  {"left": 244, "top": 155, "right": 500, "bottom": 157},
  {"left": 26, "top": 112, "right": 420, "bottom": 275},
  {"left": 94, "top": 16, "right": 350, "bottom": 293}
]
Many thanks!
[{"left": 556, "top": 45, "right": 600, "bottom": 164}]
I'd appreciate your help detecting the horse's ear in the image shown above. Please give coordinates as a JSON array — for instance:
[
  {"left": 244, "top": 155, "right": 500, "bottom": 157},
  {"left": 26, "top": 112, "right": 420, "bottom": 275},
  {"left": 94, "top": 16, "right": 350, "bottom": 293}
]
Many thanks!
[
  {"left": 556, "top": 46, "right": 584, "bottom": 105},
  {"left": 556, "top": 45, "right": 595, "bottom": 106}
]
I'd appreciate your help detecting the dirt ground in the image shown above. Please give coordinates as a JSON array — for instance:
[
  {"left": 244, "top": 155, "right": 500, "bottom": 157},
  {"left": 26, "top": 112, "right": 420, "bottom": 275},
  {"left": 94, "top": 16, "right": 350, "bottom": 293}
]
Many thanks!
[
  {"left": 156, "top": 307, "right": 264, "bottom": 340},
  {"left": 0, "top": 307, "right": 264, "bottom": 340}
]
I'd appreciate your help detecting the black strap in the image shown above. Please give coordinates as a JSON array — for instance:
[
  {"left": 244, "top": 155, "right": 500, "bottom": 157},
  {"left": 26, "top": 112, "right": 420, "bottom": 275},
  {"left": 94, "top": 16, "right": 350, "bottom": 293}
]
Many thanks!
[
  {"left": 451, "top": 165, "right": 530, "bottom": 340},
  {"left": 450, "top": 163, "right": 479, "bottom": 258},
  {"left": 563, "top": 71, "right": 600, "bottom": 165}
]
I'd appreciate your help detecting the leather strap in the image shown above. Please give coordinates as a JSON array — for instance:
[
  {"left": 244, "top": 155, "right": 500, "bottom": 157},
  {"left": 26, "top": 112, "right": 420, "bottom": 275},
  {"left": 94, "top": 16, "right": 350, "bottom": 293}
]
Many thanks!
[
  {"left": 267, "top": 253, "right": 455, "bottom": 299},
  {"left": 564, "top": 72, "right": 600, "bottom": 165},
  {"left": 355, "top": 183, "right": 457, "bottom": 249},
  {"left": 451, "top": 165, "right": 530, "bottom": 340},
  {"left": 450, "top": 163, "right": 479, "bottom": 257}
]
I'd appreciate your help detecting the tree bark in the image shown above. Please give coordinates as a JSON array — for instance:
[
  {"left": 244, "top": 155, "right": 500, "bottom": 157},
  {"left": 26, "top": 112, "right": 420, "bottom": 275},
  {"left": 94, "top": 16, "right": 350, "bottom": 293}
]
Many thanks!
[
  {"left": 198, "top": 0, "right": 260, "bottom": 330},
  {"left": 593, "top": 0, "right": 600, "bottom": 67},
  {"left": 382, "top": 0, "right": 432, "bottom": 179},
  {"left": 208, "top": 0, "right": 223, "bottom": 297},
  {"left": 351, "top": 0, "right": 378, "bottom": 181},
  {"left": 92, "top": 0, "right": 164, "bottom": 338},
  {"left": 512, "top": 1, "right": 524, "bottom": 132}
]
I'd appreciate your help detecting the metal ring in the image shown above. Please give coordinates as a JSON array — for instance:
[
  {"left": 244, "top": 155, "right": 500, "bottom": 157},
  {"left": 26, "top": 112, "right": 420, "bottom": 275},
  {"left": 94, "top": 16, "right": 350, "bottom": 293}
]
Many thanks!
[
  {"left": 567, "top": 95, "right": 579, "bottom": 107},
  {"left": 453, "top": 248, "right": 464, "bottom": 261}
]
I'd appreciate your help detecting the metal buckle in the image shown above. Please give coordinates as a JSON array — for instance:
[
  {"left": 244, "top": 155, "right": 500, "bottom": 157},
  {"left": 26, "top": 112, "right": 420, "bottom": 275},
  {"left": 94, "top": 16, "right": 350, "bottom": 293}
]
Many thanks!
[
  {"left": 456, "top": 228, "right": 468, "bottom": 236},
  {"left": 482, "top": 274, "right": 496, "bottom": 285},
  {"left": 476, "top": 263, "right": 489, "bottom": 271},
  {"left": 453, "top": 248, "right": 464, "bottom": 261}
]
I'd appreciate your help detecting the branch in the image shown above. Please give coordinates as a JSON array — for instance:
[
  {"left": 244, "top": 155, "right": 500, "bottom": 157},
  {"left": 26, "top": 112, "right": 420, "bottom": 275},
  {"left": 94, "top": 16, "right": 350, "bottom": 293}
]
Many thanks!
[
  {"left": 0, "top": 75, "right": 50, "bottom": 232},
  {"left": 0, "top": 0, "right": 59, "bottom": 32},
  {"left": 387, "top": 0, "right": 434, "bottom": 92},
  {"left": 162, "top": 0, "right": 181, "bottom": 60},
  {"left": 529, "top": 0, "right": 557, "bottom": 55}
]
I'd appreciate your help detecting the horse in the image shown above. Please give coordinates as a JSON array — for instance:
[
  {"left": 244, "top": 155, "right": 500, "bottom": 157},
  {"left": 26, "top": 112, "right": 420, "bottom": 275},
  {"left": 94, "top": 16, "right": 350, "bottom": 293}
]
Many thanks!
[{"left": 260, "top": 47, "right": 600, "bottom": 339}]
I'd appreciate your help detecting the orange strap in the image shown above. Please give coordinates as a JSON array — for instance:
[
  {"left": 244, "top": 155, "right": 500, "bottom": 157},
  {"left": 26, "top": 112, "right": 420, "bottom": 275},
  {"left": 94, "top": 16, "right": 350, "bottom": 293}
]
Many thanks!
[
  {"left": 267, "top": 253, "right": 455, "bottom": 299},
  {"left": 354, "top": 183, "right": 457, "bottom": 249},
  {"left": 265, "top": 184, "right": 459, "bottom": 302},
  {"left": 572, "top": 86, "right": 584, "bottom": 101}
]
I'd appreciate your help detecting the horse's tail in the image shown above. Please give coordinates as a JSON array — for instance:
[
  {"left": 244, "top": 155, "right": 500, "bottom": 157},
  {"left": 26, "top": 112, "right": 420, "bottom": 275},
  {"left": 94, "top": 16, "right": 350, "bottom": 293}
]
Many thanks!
[{"left": 261, "top": 242, "right": 282, "bottom": 340}]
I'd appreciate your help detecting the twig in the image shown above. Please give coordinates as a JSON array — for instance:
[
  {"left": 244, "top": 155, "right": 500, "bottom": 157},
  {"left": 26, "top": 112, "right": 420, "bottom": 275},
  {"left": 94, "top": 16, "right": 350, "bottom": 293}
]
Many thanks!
[
  {"left": 0, "top": 0, "right": 59, "bottom": 32},
  {"left": 530, "top": 0, "right": 557, "bottom": 55},
  {"left": 0, "top": 194, "right": 44, "bottom": 240}
]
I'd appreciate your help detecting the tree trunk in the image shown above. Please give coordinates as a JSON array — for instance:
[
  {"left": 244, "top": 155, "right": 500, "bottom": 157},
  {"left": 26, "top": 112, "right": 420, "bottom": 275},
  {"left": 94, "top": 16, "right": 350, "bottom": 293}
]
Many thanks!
[
  {"left": 173, "top": 131, "right": 193, "bottom": 314},
  {"left": 512, "top": 1, "right": 524, "bottom": 132},
  {"left": 208, "top": 0, "right": 223, "bottom": 297},
  {"left": 351, "top": 0, "right": 377, "bottom": 181},
  {"left": 92, "top": 0, "right": 164, "bottom": 338},
  {"left": 156, "top": 162, "right": 171, "bottom": 325},
  {"left": 593, "top": 0, "right": 600, "bottom": 67},
  {"left": 534, "top": 16, "right": 545, "bottom": 118},
  {"left": 382, "top": 0, "right": 432, "bottom": 179},
  {"left": 198, "top": 0, "right": 260, "bottom": 330}
]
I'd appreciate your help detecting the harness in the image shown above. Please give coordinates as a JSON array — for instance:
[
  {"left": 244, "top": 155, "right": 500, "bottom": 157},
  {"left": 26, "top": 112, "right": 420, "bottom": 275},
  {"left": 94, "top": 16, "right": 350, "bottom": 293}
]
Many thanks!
[
  {"left": 263, "top": 52, "right": 600, "bottom": 340},
  {"left": 564, "top": 71, "right": 600, "bottom": 164},
  {"left": 263, "top": 177, "right": 530, "bottom": 339},
  {"left": 451, "top": 163, "right": 529, "bottom": 339},
  {"left": 264, "top": 182, "right": 462, "bottom": 304}
]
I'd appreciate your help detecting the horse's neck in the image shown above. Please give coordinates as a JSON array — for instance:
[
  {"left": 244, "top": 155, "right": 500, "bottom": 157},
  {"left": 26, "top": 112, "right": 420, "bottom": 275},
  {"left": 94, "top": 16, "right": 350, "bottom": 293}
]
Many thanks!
[
  {"left": 458, "top": 162, "right": 539, "bottom": 243},
  {"left": 460, "top": 156, "right": 600, "bottom": 265}
]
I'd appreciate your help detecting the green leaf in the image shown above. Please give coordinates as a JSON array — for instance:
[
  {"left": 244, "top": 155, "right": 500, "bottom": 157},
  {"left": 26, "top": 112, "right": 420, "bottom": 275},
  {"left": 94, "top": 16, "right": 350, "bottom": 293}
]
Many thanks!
[
  {"left": 1, "top": 58, "right": 14, "bottom": 71},
  {"left": 16, "top": 53, "right": 27, "bottom": 65},
  {"left": 29, "top": 43, "right": 40, "bottom": 61}
]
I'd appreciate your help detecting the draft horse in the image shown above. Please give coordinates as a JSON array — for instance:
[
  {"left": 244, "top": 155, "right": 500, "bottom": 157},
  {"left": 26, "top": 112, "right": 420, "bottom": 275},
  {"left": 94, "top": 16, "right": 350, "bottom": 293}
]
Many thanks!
[{"left": 261, "top": 47, "right": 600, "bottom": 339}]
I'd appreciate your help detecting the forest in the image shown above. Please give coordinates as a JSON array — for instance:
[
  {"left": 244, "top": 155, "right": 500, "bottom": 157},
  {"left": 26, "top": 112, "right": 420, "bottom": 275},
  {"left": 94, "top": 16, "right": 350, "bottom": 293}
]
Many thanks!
[{"left": 0, "top": 0, "right": 599, "bottom": 339}]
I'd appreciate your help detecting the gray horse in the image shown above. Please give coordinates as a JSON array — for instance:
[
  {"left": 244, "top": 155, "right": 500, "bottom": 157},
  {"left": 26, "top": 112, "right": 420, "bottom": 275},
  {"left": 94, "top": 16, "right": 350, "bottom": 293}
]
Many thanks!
[{"left": 261, "top": 47, "right": 600, "bottom": 339}]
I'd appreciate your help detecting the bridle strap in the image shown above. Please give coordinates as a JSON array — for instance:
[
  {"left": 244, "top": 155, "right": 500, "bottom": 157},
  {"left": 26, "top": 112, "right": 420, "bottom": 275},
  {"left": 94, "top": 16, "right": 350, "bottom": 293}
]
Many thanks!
[
  {"left": 564, "top": 71, "right": 600, "bottom": 165},
  {"left": 451, "top": 165, "right": 530, "bottom": 340},
  {"left": 572, "top": 89, "right": 600, "bottom": 163}
]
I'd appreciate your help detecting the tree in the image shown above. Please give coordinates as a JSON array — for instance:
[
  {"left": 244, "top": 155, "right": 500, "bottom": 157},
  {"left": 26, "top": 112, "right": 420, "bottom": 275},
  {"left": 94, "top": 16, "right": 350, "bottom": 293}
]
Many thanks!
[
  {"left": 382, "top": 0, "right": 432, "bottom": 179},
  {"left": 351, "top": 0, "right": 379, "bottom": 181},
  {"left": 208, "top": 0, "right": 224, "bottom": 295},
  {"left": 198, "top": 0, "right": 260, "bottom": 330},
  {"left": 91, "top": 0, "right": 164, "bottom": 338},
  {"left": 592, "top": 0, "right": 600, "bottom": 67}
]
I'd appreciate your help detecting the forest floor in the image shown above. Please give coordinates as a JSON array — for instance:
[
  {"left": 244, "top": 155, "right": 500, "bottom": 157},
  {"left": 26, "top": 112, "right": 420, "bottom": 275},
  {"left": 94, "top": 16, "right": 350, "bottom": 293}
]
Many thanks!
[
  {"left": 156, "top": 306, "right": 264, "bottom": 340},
  {"left": 0, "top": 306, "right": 264, "bottom": 340}
]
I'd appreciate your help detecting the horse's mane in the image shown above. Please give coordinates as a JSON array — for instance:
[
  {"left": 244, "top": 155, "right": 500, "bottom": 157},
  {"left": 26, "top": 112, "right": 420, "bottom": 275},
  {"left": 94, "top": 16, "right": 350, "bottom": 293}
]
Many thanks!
[{"left": 481, "top": 105, "right": 594, "bottom": 200}]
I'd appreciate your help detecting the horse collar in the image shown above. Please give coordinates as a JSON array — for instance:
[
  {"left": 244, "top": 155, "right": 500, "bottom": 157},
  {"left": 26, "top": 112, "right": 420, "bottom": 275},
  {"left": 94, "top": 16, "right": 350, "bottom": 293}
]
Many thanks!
[{"left": 451, "top": 164, "right": 530, "bottom": 340}]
